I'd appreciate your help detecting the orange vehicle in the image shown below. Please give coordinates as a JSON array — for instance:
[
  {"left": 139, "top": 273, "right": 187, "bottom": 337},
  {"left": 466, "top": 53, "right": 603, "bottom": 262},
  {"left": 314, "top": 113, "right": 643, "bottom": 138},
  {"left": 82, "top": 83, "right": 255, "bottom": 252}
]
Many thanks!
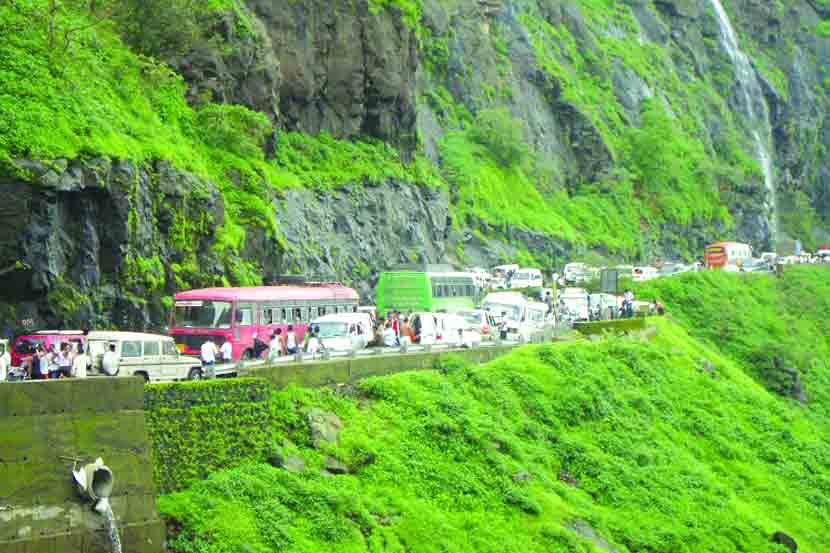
[{"left": 704, "top": 242, "right": 752, "bottom": 271}]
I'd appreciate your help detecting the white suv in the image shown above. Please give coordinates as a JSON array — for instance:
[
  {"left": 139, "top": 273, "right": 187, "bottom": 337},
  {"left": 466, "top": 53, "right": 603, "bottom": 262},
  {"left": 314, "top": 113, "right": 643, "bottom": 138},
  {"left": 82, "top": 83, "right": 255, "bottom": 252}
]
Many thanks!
[{"left": 86, "top": 331, "right": 204, "bottom": 382}]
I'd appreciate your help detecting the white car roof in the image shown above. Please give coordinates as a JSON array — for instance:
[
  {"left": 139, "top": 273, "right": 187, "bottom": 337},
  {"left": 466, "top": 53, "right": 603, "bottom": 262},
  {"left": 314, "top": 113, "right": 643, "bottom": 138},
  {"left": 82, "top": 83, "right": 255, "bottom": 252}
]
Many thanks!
[
  {"left": 87, "top": 331, "right": 174, "bottom": 342},
  {"left": 483, "top": 292, "right": 528, "bottom": 304},
  {"left": 311, "top": 313, "right": 370, "bottom": 324}
]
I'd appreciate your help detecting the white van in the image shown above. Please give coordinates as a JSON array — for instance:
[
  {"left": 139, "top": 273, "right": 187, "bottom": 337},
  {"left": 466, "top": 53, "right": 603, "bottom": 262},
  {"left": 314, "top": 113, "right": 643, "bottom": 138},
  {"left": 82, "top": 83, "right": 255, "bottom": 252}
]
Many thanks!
[
  {"left": 483, "top": 292, "right": 528, "bottom": 325},
  {"left": 441, "top": 314, "right": 483, "bottom": 348},
  {"left": 633, "top": 266, "right": 658, "bottom": 282},
  {"left": 563, "top": 263, "right": 589, "bottom": 284},
  {"left": 558, "top": 288, "right": 590, "bottom": 321},
  {"left": 510, "top": 268, "right": 544, "bottom": 289},
  {"left": 310, "top": 313, "right": 373, "bottom": 352},
  {"left": 482, "top": 292, "right": 549, "bottom": 340},
  {"left": 86, "top": 331, "right": 204, "bottom": 382}
]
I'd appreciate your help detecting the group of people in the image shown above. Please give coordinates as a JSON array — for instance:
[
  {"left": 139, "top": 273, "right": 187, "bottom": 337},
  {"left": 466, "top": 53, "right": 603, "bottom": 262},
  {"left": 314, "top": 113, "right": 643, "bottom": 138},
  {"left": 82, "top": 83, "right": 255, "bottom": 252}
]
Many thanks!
[
  {"left": 263, "top": 325, "right": 323, "bottom": 362},
  {"left": 374, "top": 311, "right": 411, "bottom": 347},
  {"left": 7, "top": 342, "right": 96, "bottom": 381}
]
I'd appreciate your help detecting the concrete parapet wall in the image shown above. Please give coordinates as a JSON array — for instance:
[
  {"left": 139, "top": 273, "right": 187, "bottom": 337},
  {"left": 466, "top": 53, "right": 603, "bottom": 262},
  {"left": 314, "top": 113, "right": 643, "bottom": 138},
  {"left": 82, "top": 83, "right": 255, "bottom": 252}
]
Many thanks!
[
  {"left": 0, "top": 378, "right": 165, "bottom": 553},
  {"left": 573, "top": 318, "right": 647, "bottom": 336},
  {"left": 244, "top": 346, "right": 516, "bottom": 389}
]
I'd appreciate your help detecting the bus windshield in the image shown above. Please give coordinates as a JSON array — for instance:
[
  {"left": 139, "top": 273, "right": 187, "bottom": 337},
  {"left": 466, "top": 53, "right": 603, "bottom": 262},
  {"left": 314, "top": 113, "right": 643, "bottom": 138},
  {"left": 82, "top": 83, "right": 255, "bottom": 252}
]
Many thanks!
[
  {"left": 315, "top": 322, "right": 350, "bottom": 338},
  {"left": 174, "top": 300, "right": 233, "bottom": 329}
]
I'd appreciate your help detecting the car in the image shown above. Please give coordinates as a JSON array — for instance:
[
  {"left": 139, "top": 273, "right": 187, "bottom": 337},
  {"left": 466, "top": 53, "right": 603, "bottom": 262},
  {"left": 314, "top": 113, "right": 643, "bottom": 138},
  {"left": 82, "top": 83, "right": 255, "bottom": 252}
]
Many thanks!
[
  {"left": 588, "top": 293, "right": 618, "bottom": 320},
  {"left": 658, "top": 263, "right": 691, "bottom": 277},
  {"left": 563, "top": 263, "right": 589, "bottom": 285},
  {"left": 633, "top": 267, "right": 658, "bottom": 282},
  {"left": 310, "top": 313, "right": 373, "bottom": 352},
  {"left": 85, "top": 331, "right": 207, "bottom": 382},
  {"left": 558, "top": 288, "right": 590, "bottom": 321},
  {"left": 508, "top": 268, "right": 544, "bottom": 289},
  {"left": 456, "top": 309, "right": 497, "bottom": 337},
  {"left": 11, "top": 330, "right": 85, "bottom": 368},
  {"left": 741, "top": 259, "right": 773, "bottom": 273},
  {"left": 441, "top": 314, "right": 483, "bottom": 348}
]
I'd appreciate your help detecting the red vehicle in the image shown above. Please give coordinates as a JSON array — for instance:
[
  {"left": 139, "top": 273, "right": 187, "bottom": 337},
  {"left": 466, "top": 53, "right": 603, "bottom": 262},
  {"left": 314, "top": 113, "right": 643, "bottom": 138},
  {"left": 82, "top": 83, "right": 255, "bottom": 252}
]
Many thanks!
[
  {"left": 169, "top": 284, "right": 360, "bottom": 361},
  {"left": 11, "top": 330, "right": 86, "bottom": 368},
  {"left": 704, "top": 241, "right": 752, "bottom": 271}
]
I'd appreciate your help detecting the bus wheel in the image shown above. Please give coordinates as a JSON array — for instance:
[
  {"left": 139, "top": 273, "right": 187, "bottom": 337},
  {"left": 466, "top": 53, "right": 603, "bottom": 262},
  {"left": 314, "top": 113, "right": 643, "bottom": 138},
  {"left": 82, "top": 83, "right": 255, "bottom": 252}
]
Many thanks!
[
  {"left": 188, "top": 367, "right": 203, "bottom": 381},
  {"left": 242, "top": 349, "right": 254, "bottom": 361},
  {"left": 134, "top": 371, "right": 150, "bottom": 384}
]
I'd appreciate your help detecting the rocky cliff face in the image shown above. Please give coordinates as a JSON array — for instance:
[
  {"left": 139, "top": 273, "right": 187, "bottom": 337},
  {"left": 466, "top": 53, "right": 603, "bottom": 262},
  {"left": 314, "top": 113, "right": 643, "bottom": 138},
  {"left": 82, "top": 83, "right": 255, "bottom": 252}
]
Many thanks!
[{"left": 1, "top": 0, "right": 829, "bottom": 331}]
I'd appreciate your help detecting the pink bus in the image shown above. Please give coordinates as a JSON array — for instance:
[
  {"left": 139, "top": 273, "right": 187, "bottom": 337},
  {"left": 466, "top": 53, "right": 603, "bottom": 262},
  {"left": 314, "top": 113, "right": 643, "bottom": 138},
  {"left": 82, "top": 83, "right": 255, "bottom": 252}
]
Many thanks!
[{"left": 169, "top": 284, "right": 360, "bottom": 361}]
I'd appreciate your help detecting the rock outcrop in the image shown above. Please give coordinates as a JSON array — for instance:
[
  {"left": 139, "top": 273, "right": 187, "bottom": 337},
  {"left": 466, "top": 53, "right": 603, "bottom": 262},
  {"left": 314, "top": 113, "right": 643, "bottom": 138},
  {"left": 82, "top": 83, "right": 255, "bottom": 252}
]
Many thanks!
[{"left": 2, "top": 0, "right": 830, "bottom": 331}]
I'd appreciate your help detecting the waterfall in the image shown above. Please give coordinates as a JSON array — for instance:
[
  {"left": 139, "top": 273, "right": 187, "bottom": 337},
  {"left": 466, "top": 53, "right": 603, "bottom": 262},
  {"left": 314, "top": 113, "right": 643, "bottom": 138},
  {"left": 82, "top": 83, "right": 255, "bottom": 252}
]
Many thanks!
[
  {"left": 97, "top": 499, "right": 123, "bottom": 553},
  {"left": 707, "top": 0, "right": 777, "bottom": 241}
]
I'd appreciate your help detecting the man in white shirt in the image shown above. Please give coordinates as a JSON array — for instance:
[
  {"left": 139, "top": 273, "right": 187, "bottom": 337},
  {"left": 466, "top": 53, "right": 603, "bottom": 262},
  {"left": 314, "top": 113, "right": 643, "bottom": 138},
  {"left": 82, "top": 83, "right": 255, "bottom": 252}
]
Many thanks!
[
  {"left": 102, "top": 343, "right": 119, "bottom": 376},
  {"left": 382, "top": 324, "right": 397, "bottom": 347},
  {"left": 0, "top": 343, "right": 8, "bottom": 382},
  {"left": 200, "top": 338, "right": 218, "bottom": 379},
  {"left": 219, "top": 338, "right": 233, "bottom": 364},
  {"left": 72, "top": 344, "right": 90, "bottom": 378},
  {"left": 306, "top": 331, "right": 321, "bottom": 356}
]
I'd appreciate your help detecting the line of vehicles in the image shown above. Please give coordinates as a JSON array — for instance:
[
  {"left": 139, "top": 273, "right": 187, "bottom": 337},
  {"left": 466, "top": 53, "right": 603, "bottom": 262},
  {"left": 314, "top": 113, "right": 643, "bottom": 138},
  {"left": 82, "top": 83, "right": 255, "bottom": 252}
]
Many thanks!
[{"left": 7, "top": 243, "right": 824, "bottom": 384}]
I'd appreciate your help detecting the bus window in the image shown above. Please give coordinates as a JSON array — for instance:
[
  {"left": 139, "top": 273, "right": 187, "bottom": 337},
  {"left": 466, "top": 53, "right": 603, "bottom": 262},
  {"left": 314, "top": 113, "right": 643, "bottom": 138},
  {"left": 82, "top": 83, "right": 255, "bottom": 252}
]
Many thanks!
[
  {"left": 236, "top": 304, "right": 254, "bottom": 326},
  {"left": 319, "top": 306, "right": 326, "bottom": 317},
  {"left": 263, "top": 309, "right": 274, "bottom": 325},
  {"left": 281, "top": 308, "right": 288, "bottom": 324},
  {"left": 294, "top": 308, "right": 303, "bottom": 323}
]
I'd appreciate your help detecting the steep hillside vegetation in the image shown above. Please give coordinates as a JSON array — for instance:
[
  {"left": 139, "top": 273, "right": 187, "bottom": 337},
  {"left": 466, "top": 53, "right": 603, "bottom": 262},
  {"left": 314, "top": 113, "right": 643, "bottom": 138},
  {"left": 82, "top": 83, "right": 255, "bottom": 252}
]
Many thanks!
[
  {"left": 157, "top": 319, "right": 830, "bottom": 552},
  {"left": 1, "top": 0, "right": 830, "bottom": 330},
  {"left": 636, "top": 266, "right": 830, "bottom": 413}
]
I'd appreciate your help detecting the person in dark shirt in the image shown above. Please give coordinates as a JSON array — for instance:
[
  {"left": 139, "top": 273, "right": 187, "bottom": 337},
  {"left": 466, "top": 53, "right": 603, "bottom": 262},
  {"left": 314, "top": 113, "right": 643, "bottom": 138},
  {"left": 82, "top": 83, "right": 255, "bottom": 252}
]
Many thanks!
[{"left": 30, "top": 345, "right": 45, "bottom": 380}]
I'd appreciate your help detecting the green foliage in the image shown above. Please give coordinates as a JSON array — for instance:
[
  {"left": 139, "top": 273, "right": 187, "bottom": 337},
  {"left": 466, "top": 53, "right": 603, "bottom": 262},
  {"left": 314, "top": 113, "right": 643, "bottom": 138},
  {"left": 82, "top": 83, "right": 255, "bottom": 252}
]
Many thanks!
[
  {"left": 145, "top": 379, "right": 280, "bottom": 493},
  {"left": 367, "top": 0, "right": 422, "bottom": 32},
  {"left": 468, "top": 109, "right": 529, "bottom": 167},
  {"left": 440, "top": 131, "right": 641, "bottom": 257},
  {"left": 636, "top": 267, "right": 830, "bottom": 412},
  {"left": 815, "top": 21, "right": 830, "bottom": 38},
  {"left": 196, "top": 104, "right": 272, "bottom": 160},
  {"left": 159, "top": 318, "right": 830, "bottom": 552},
  {"left": 47, "top": 277, "right": 89, "bottom": 321},
  {"left": 273, "top": 132, "right": 444, "bottom": 190},
  {"left": 122, "top": 255, "right": 166, "bottom": 293},
  {"left": 623, "top": 100, "right": 723, "bottom": 226},
  {"left": 114, "top": 0, "right": 238, "bottom": 57}
]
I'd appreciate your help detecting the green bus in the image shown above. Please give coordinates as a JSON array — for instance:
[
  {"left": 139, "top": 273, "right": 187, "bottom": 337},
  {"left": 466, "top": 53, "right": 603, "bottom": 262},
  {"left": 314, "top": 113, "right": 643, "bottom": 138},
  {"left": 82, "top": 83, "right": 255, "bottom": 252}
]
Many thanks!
[{"left": 375, "top": 271, "right": 478, "bottom": 315}]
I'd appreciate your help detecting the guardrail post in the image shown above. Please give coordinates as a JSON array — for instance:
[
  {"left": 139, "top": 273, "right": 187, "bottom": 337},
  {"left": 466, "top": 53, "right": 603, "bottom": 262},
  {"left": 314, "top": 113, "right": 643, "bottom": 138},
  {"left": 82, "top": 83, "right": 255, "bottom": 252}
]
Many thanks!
[{"left": 295, "top": 353, "right": 304, "bottom": 363}]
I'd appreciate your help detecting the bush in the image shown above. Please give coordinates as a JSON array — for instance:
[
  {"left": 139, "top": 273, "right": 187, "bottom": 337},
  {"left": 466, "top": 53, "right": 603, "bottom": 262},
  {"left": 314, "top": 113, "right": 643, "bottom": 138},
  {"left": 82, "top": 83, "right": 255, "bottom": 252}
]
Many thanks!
[{"left": 468, "top": 108, "right": 529, "bottom": 168}]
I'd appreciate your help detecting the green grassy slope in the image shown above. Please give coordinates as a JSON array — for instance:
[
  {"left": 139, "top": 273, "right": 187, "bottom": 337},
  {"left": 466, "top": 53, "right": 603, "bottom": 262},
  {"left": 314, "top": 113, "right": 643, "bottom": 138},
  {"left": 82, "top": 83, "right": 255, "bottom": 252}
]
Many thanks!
[
  {"left": 636, "top": 266, "right": 830, "bottom": 415},
  {"left": 158, "top": 317, "right": 830, "bottom": 552}
]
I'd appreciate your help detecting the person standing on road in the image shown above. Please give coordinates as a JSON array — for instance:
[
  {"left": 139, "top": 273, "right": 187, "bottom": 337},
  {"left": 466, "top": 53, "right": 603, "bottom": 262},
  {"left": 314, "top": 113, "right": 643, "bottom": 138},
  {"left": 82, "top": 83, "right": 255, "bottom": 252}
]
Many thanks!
[
  {"left": 53, "top": 344, "right": 70, "bottom": 379},
  {"left": 0, "top": 344, "right": 8, "bottom": 382},
  {"left": 200, "top": 338, "right": 218, "bottom": 379},
  {"left": 285, "top": 325, "right": 298, "bottom": 355},
  {"left": 499, "top": 313, "right": 509, "bottom": 341},
  {"left": 306, "top": 329, "right": 321, "bottom": 356},
  {"left": 102, "top": 343, "right": 119, "bottom": 376},
  {"left": 72, "top": 344, "right": 90, "bottom": 379},
  {"left": 30, "top": 345, "right": 45, "bottom": 380},
  {"left": 383, "top": 322, "right": 397, "bottom": 347},
  {"left": 267, "top": 331, "right": 282, "bottom": 363},
  {"left": 220, "top": 337, "right": 233, "bottom": 364}
]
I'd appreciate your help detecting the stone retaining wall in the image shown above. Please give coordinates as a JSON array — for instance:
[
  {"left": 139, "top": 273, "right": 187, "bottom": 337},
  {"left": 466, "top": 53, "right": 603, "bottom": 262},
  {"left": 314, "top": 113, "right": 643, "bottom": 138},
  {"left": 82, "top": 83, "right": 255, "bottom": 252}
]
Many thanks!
[{"left": 0, "top": 378, "right": 165, "bottom": 553}]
